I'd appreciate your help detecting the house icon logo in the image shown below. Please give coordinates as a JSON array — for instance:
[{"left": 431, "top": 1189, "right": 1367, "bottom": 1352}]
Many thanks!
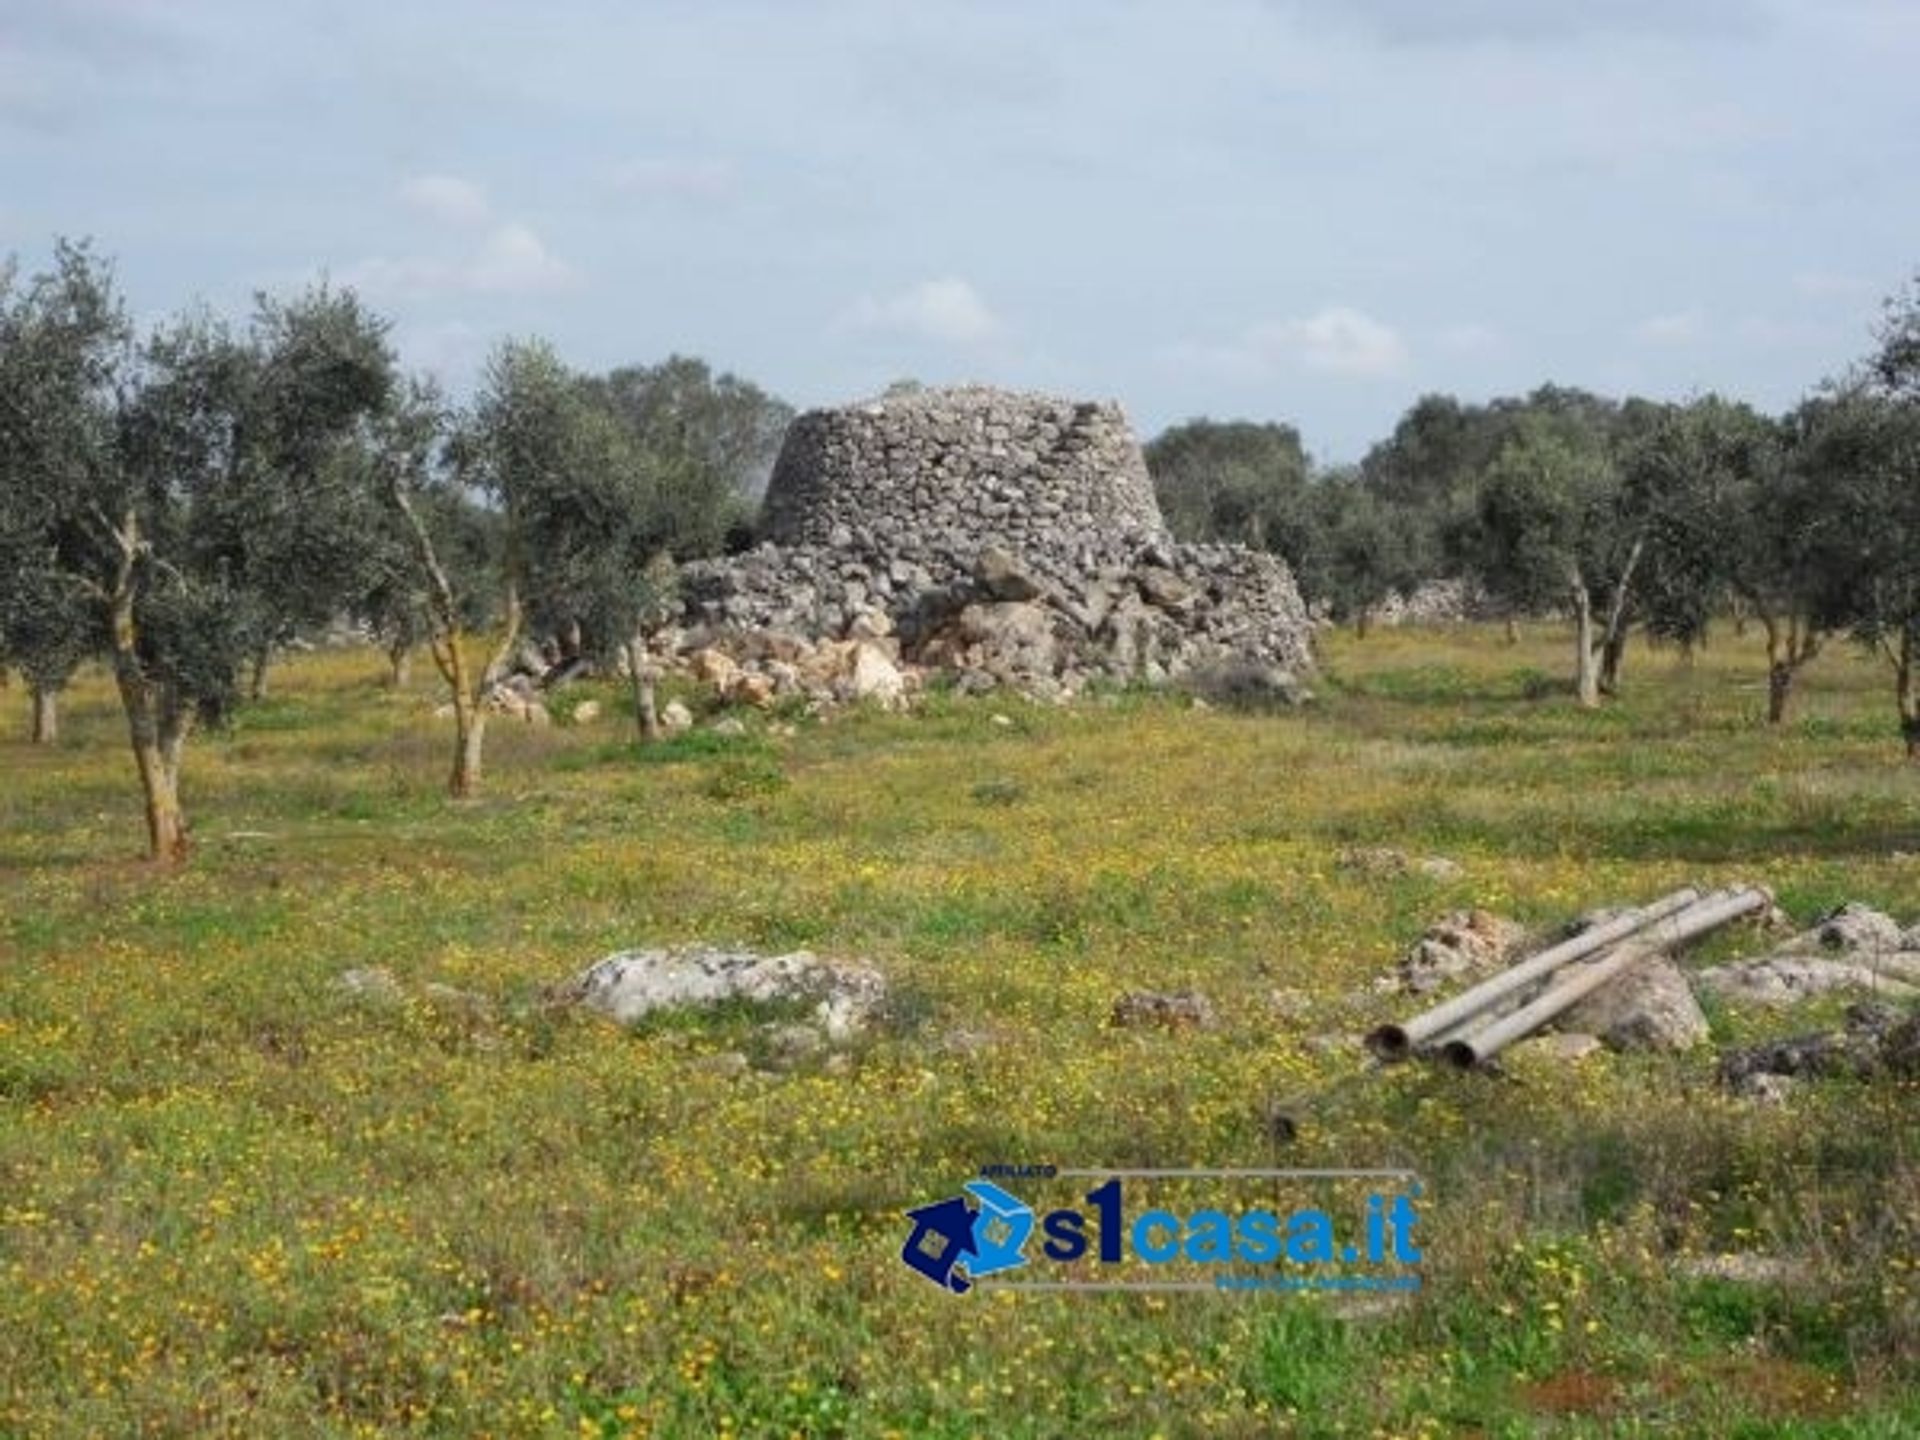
[{"left": 899, "top": 1181, "right": 1034, "bottom": 1294}]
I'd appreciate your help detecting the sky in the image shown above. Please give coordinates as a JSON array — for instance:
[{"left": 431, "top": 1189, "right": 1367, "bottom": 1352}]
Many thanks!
[{"left": 2, "top": 0, "right": 1916, "bottom": 463}]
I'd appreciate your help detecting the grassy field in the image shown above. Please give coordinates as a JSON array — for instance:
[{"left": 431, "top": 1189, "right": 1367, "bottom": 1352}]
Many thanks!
[{"left": 2, "top": 623, "right": 1917, "bottom": 1437}]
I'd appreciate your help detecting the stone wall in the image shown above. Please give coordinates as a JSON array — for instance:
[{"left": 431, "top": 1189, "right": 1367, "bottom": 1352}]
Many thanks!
[
  {"left": 760, "top": 387, "right": 1170, "bottom": 593},
  {"left": 669, "top": 386, "right": 1313, "bottom": 702}
]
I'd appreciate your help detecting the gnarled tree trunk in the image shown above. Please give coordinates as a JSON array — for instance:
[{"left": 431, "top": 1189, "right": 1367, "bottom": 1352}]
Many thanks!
[
  {"left": 386, "top": 640, "right": 412, "bottom": 689},
  {"left": 1761, "top": 612, "right": 1822, "bottom": 726},
  {"left": 391, "top": 480, "right": 519, "bottom": 799}
]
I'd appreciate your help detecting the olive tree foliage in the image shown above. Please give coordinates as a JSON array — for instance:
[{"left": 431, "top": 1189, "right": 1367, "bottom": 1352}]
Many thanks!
[
  {"left": 0, "top": 243, "right": 116, "bottom": 743},
  {"left": 582, "top": 354, "right": 793, "bottom": 550},
  {"left": 1627, "top": 397, "right": 1835, "bottom": 722},
  {"left": 1295, "top": 470, "right": 1427, "bottom": 634},
  {"left": 201, "top": 287, "right": 399, "bottom": 698},
  {"left": 1795, "top": 387, "right": 1920, "bottom": 755},
  {"left": 1145, "top": 419, "right": 1315, "bottom": 556}
]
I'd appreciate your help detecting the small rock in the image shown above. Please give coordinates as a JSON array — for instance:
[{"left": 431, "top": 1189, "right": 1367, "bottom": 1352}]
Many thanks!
[
  {"left": 571, "top": 699, "right": 602, "bottom": 724},
  {"left": 989, "top": 713, "right": 1014, "bottom": 727},
  {"left": 975, "top": 545, "right": 1047, "bottom": 602},
  {"left": 1394, "top": 910, "right": 1525, "bottom": 995},
  {"left": 732, "top": 673, "right": 776, "bottom": 709},
  {"left": 691, "top": 647, "right": 742, "bottom": 692},
  {"left": 848, "top": 641, "right": 906, "bottom": 707},
  {"left": 710, "top": 717, "right": 747, "bottom": 737},
  {"left": 1337, "top": 846, "right": 1408, "bottom": 876},
  {"left": 661, "top": 699, "right": 694, "bottom": 733},
  {"left": 1109, "top": 990, "right": 1216, "bottom": 1030},
  {"left": 1415, "top": 856, "right": 1464, "bottom": 881},
  {"left": 1733, "top": 1071, "right": 1798, "bottom": 1105},
  {"left": 1520, "top": 1032, "right": 1604, "bottom": 1063},
  {"left": 337, "top": 966, "right": 403, "bottom": 1003},
  {"left": 697, "top": 1051, "right": 751, "bottom": 1078},
  {"left": 1677, "top": 1253, "right": 1810, "bottom": 1285}
]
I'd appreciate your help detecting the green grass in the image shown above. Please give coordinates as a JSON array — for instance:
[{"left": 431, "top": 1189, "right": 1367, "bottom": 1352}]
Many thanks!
[{"left": 1, "top": 624, "right": 1917, "bottom": 1436}]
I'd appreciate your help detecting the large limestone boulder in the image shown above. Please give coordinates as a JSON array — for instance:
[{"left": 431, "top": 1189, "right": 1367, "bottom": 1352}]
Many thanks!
[
  {"left": 556, "top": 946, "right": 886, "bottom": 1042},
  {"left": 1560, "top": 957, "right": 1709, "bottom": 1052}
]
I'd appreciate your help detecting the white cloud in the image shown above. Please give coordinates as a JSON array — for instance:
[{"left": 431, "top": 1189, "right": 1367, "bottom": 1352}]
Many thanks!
[
  {"left": 837, "top": 277, "right": 1002, "bottom": 345},
  {"left": 400, "top": 173, "right": 491, "bottom": 227},
  {"left": 610, "top": 158, "right": 735, "bottom": 201},
  {"left": 1634, "top": 308, "right": 1706, "bottom": 344},
  {"left": 1171, "top": 305, "right": 1409, "bottom": 380},
  {"left": 346, "top": 222, "right": 576, "bottom": 299}
]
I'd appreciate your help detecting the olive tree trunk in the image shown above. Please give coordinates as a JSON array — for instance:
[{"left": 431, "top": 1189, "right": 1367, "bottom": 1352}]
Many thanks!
[
  {"left": 624, "top": 637, "right": 661, "bottom": 746},
  {"left": 28, "top": 683, "right": 57, "bottom": 744}
]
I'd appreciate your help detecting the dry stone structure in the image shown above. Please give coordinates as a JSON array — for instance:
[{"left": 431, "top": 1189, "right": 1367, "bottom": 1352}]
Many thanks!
[{"left": 668, "top": 386, "right": 1313, "bottom": 703}]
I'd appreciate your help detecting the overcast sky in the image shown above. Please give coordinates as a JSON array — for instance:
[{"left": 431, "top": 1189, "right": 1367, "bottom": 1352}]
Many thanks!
[{"left": 3, "top": 0, "right": 1915, "bottom": 460}]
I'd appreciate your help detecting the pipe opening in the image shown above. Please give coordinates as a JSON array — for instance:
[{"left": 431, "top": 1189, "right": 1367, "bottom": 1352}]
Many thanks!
[
  {"left": 1440, "top": 1039, "right": 1480, "bottom": 1069},
  {"left": 1365, "top": 1025, "right": 1411, "bottom": 1062}
]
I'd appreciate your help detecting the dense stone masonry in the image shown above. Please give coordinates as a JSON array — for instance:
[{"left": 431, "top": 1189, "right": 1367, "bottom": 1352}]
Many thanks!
[
  {"left": 760, "top": 387, "right": 1170, "bottom": 588},
  {"left": 667, "top": 386, "right": 1314, "bottom": 703}
]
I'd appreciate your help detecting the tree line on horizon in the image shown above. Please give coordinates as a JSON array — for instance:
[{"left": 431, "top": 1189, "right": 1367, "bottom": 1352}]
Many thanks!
[
  {"left": 3, "top": 235, "right": 1919, "bottom": 861},
  {"left": 1147, "top": 293, "right": 1920, "bottom": 729}
]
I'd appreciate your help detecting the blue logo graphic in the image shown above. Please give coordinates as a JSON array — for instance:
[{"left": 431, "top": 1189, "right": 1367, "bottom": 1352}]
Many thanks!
[
  {"left": 900, "top": 1180, "right": 1034, "bottom": 1293},
  {"left": 898, "top": 1170, "right": 1422, "bottom": 1296}
]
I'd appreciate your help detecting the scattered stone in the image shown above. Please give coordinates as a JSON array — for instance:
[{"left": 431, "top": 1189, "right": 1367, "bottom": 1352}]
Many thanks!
[
  {"left": 1733, "top": 1072, "right": 1798, "bottom": 1105},
  {"left": 1695, "top": 955, "right": 1920, "bottom": 1006},
  {"left": 1109, "top": 990, "right": 1217, "bottom": 1031},
  {"left": 661, "top": 700, "right": 694, "bottom": 733},
  {"left": 1676, "top": 1253, "right": 1812, "bottom": 1286},
  {"left": 732, "top": 672, "right": 776, "bottom": 709},
  {"left": 847, "top": 641, "right": 906, "bottom": 707},
  {"left": 570, "top": 699, "right": 602, "bottom": 724},
  {"left": 336, "top": 966, "right": 403, "bottom": 1004},
  {"left": 1393, "top": 910, "right": 1525, "bottom": 995},
  {"left": 1561, "top": 956, "right": 1709, "bottom": 1053},
  {"left": 1337, "top": 846, "right": 1409, "bottom": 876},
  {"left": 1717, "top": 1001, "right": 1918, "bottom": 1091},
  {"left": 1804, "top": 902, "right": 1903, "bottom": 954},
  {"left": 555, "top": 946, "right": 889, "bottom": 1040},
  {"left": 1339, "top": 847, "right": 1463, "bottom": 881},
  {"left": 989, "top": 713, "right": 1014, "bottom": 728},
  {"left": 697, "top": 1051, "right": 752, "bottom": 1078},
  {"left": 1516, "top": 1032, "right": 1604, "bottom": 1063},
  {"left": 691, "top": 648, "right": 742, "bottom": 693},
  {"left": 709, "top": 717, "right": 747, "bottom": 738}
]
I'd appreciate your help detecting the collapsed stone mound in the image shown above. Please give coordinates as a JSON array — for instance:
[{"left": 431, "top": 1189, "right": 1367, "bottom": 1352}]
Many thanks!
[{"left": 670, "top": 387, "right": 1313, "bottom": 701}]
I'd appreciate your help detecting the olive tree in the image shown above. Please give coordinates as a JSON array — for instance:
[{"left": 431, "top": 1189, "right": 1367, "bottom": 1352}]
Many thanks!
[
  {"left": 1465, "top": 416, "right": 1641, "bottom": 707},
  {"left": 0, "top": 242, "right": 124, "bottom": 744}
]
